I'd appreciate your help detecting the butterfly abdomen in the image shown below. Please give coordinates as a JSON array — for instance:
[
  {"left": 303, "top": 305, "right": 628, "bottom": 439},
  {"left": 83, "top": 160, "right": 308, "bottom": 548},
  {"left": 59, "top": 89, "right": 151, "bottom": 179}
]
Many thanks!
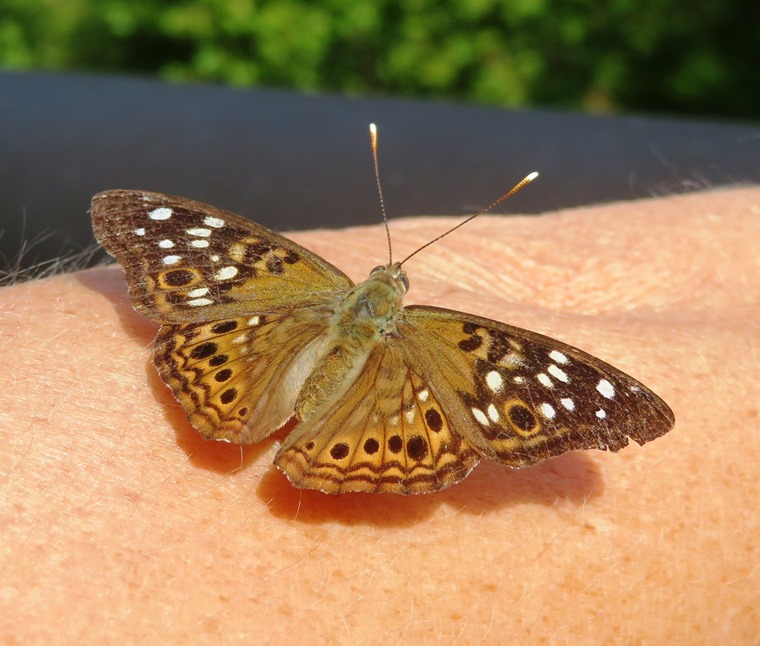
[{"left": 295, "top": 341, "right": 371, "bottom": 421}]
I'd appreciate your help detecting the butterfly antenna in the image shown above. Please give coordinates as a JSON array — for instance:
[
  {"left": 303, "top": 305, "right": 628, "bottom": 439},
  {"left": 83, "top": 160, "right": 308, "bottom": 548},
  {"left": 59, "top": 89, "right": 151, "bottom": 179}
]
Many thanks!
[
  {"left": 369, "top": 123, "right": 394, "bottom": 264},
  {"left": 399, "top": 171, "right": 539, "bottom": 266}
]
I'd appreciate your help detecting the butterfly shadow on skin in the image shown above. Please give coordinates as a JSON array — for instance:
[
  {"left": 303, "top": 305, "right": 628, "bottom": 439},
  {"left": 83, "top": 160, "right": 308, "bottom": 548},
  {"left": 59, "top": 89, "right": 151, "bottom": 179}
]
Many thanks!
[
  {"left": 78, "top": 267, "right": 159, "bottom": 346},
  {"left": 146, "top": 365, "right": 272, "bottom": 473},
  {"left": 258, "top": 451, "right": 603, "bottom": 527},
  {"left": 79, "top": 267, "right": 270, "bottom": 474}
]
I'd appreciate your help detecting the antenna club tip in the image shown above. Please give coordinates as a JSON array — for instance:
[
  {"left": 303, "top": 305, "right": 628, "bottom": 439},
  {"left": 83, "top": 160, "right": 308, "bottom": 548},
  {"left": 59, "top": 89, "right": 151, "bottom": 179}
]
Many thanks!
[
  {"left": 369, "top": 123, "right": 377, "bottom": 134},
  {"left": 526, "top": 171, "right": 539, "bottom": 181}
]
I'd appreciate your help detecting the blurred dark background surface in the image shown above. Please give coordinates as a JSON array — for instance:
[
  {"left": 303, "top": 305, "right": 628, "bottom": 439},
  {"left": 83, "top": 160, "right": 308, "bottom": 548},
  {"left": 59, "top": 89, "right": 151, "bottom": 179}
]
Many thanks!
[
  {"left": 3, "top": 0, "right": 759, "bottom": 274},
  {"left": 1, "top": 70, "right": 758, "bottom": 274}
]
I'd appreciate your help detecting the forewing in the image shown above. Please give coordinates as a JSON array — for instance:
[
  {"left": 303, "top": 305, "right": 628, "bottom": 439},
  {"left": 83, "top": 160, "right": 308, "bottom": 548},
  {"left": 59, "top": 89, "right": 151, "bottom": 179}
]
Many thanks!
[
  {"left": 91, "top": 190, "right": 353, "bottom": 323},
  {"left": 274, "top": 343, "right": 480, "bottom": 494},
  {"left": 401, "top": 306, "right": 675, "bottom": 467}
]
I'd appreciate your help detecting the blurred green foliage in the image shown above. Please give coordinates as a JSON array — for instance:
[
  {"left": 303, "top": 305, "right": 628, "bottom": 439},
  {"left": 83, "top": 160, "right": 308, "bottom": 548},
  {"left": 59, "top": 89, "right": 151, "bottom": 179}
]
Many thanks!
[{"left": 1, "top": 0, "right": 757, "bottom": 119}]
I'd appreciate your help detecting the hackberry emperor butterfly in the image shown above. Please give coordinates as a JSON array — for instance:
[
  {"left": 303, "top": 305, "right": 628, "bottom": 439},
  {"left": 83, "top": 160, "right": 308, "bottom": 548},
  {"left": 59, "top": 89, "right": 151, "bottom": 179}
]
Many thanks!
[{"left": 91, "top": 130, "right": 674, "bottom": 495}]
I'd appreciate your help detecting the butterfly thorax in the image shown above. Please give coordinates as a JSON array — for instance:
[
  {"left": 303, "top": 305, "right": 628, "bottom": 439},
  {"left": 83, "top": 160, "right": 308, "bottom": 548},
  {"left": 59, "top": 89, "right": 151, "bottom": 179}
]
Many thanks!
[{"left": 294, "top": 263, "right": 408, "bottom": 421}]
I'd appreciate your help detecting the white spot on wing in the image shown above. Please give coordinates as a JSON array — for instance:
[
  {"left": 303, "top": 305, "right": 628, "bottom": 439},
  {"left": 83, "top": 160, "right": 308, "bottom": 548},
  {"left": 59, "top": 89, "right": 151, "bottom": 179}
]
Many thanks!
[
  {"left": 215, "top": 266, "right": 238, "bottom": 280},
  {"left": 596, "top": 408, "right": 607, "bottom": 419},
  {"left": 487, "top": 404, "right": 500, "bottom": 422},
  {"left": 133, "top": 228, "right": 145, "bottom": 236},
  {"left": 540, "top": 403, "right": 556, "bottom": 419},
  {"left": 472, "top": 408, "right": 489, "bottom": 426},
  {"left": 203, "top": 216, "right": 225, "bottom": 228},
  {"left": 158, "top": 239, "right": 174, "bottom": 248},
  {"left": 560, "top": 397, "right": 575, "bottom": 411},
  {"left": 232, "top": 334, "right": 247, "bottom": 344},
  {"left": 191, "top": 239, "right": 209, "bottom": 248},
  {"left": 597, "top": 379, "right": 615, "bottom": 399},
  {"left": 187, "top": 298, "right": 213, "bottom": 307},
  {"left": 187, "top": 287, "right": 209, "bottom": 298},
  {"left": 210, "top": 254, "right": 220, "bottom": 262},
  {"left": 485, "top": 370, "right": 504, "bottom": 393},
  {"left": 187, "top": 227, "right": 212, "bottom": 237},
  {"left": 248, "top": 316, "right": 260, "bottom": 326},
  {"left": 513, "top": 376, "right": 526, "bottom": 384},
  {"left": 418, "top": 389, "right": 429, "bottom": 402},
  {"left": 537, "top": 373, "right": 553, "bottom": 388},
  {"left": 149, "top": 207, "right": 172, "bottom": 220},
  {"left": 548, "top": 364, "right": 570, "bottom": 383},
  {"left": 549, "top": 350, "right": 569, "bottom": 364},
  {"left": 162, "top": 255, "right": 181, "bottom": 265},
  {"left": 405, "top": 409, "right": 415, "bottom": 424}
]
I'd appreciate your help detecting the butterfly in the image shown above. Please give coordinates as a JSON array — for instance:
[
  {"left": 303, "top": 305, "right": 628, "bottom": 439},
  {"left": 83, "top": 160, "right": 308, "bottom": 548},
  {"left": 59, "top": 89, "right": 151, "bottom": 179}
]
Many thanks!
[{"left": 91, "top": 146, "right": 674, "bottom": 495}]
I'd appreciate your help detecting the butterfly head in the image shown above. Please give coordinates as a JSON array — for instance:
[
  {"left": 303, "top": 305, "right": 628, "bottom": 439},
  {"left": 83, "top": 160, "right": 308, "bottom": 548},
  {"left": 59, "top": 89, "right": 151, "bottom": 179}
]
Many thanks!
[
  {"left": 336, "top": 262, "right": 408, "bottom": 336},
  {"left": 369, "top": 262, "right": 409, "bottom": 295}
]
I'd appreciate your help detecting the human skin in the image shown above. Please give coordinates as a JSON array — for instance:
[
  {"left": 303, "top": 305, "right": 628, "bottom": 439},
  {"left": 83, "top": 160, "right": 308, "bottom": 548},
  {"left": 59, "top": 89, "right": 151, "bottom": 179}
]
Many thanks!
[{"left": 1, "top": 187, "right": 758, "bottom": 642}]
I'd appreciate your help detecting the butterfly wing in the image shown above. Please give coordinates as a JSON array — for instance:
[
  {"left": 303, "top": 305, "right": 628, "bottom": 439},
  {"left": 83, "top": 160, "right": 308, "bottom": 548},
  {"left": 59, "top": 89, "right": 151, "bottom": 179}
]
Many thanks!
[
  {"left": 153, "top": 310, "right": 332, "bottom": 443},
  {"left": 399, "top": 306, "right": 675, "bottom": 468},
  {"left": 275, "top": 303, "right": 674, "bottom": 495},
  {"left": 91, "top": 190, "right": 353, "bottom": 323},
  {"left": 92, "top": 190, "right": 353, "bottom": 442},
  {"left": 275, "top": 341, "right": 480, "bottom": 494}
]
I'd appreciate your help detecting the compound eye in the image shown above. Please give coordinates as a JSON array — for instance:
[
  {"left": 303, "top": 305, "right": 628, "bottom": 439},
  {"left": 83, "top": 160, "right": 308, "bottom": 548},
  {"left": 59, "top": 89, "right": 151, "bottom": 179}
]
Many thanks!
[
  {"left": 370, "top": 265, "right": 385, "bottom": 275},
  {"left": 398, "top": 273, "right": 410, "bottom": 293}
]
